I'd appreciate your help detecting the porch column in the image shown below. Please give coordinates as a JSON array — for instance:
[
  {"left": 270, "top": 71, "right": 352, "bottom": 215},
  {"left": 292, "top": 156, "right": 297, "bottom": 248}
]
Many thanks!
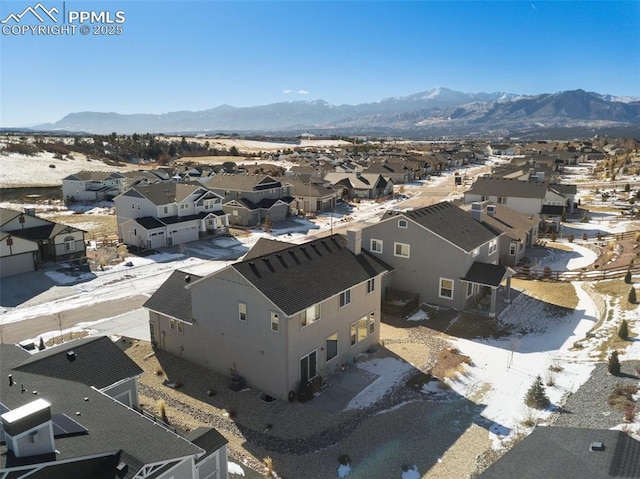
[
  {"left": 505, "top": 276, "right": 512, "bottom": 304},
  {"left": 489, "top": 287, "right": 497, "bottom": 318}
]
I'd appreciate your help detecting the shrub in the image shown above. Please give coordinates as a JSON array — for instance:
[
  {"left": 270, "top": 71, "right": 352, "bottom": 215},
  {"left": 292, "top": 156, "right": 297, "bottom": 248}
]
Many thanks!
[
  {"left": 550, "top": 231, "right": 557, "bottom": 241},
  {"left": 619, "top": 319, "right": 629, "bottom": 340},
  {"left": 525, "top": 375, "right": 550, "bottom": 409},
  {"left": 581, "top": 211, "right": 590, "bottom": 223},
  {"left": 568, "top": 234, "right": 574, "bottom": 243},
  {"left": 338, "top": 454, "right": 351, "bottom": 466},
  {"left": 629, "top": 287, "right": 637, "bottom": 304},
  {"left": 624, "top": 405, "right": 637, "bottom": 423},
  {"left": 608, "top": 351, "right": 621, "bottom": 376},
  {"left": 582, "top": 232, "right": 588, "bottom": 241}
]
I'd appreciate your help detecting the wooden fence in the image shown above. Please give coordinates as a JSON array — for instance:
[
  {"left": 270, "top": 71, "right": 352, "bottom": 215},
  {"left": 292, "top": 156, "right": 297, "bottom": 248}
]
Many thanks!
[{"left": 514, "top": 263, "right": 640, "bottom": 282}]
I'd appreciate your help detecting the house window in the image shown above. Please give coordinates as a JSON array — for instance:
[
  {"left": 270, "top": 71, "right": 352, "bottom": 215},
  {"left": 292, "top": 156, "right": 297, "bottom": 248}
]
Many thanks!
[
  {"left": 169, "top": 319, "right": 176, "bottom": 329},
  {"left": 339, "top": 289, "right": 351, "bottom": 308},
  {"left": 466, "top": 282, "right": 474, "bottom": 298},
  {"left": 398, "top": 219, "right": 408, "bottom": 228},
  {"left": 489, "top": 240, "right": 498, "bottom": 254},
  {"left": 439, "top": 278, "right": 454, "bottom": 299},
  {"left": 368, "top": 312, "right": 375, "bottom": 334},
  {"left": 163, "top": 206, "right": 168, "bottom": 214},
  {"left": 367, "top": 278, "right": 375, "bottom": 294},
  {"left": 358, "top": 316, "right": 368, "bottom": 341},
  {"left": 472, "top": 247, "right": 480, "bottom": 257},
  {"left": 301, "top": 304, "right": 320, "bottom": 327},
  {"left": 131, "top": 203, "right": 135, "bottom": 209},
  {"left": 370, "top": 238, "right": 383, "bottom": 254},
  {"left": 498, "top": 196, "right": 507, "bottom": 204},
  {"left": 481, "top": 195, "right": 488, "bottom": 201},
  {"left": 326, "top": 333, "right": 338, "bottom": 362},
  {"left": 300, "top": 350, "right": 317, "bottom": 384},
  {"left": 177, "top": 322, "right": 183, "bottom": 333},
  {"left": 63, "top": 236, "right": 75, "bottom": 252},
  {"left": 180, "top": 204, "right": 188, "bottom": 210},
  {"left": 239, "top": 302, "right": 247, "bottom": 322},
  {"left": 350, "top": 322, "right": 357, "bottom": 346},
  {"left": 509, "top": 242, "right": 518, "bottom": 256},
  {"left": 204, "top": 199, "right": 215, "bottom": 210},
  {"left": 394, "top": 242, "right": 410, "bottom": 258}
]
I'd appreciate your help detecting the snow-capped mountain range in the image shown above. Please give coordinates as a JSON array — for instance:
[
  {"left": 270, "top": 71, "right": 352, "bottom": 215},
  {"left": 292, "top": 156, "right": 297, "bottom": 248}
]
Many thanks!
[{"left": 30, "top": 87, "right": 640, "bottom": 136}]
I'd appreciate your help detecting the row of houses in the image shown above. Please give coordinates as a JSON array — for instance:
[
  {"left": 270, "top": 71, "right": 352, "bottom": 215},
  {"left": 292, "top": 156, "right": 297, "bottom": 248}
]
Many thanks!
[{"left": 145, "top": 197, "right": 539, "bottom": 400}]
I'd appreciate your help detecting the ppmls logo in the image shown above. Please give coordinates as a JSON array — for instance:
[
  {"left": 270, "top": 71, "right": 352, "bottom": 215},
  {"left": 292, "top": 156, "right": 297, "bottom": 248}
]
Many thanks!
[{"left": 1, "top": 2, "right": 125, "bottom": 36}]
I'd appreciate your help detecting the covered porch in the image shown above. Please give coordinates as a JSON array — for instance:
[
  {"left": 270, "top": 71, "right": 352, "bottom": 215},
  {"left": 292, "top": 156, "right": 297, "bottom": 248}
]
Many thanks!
[{"left": 461, "top": 262, "right": 516, "bottom": 318}]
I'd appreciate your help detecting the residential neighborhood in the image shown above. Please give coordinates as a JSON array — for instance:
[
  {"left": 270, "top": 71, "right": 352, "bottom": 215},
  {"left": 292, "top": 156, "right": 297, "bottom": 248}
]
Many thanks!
[{"left": 1, "top": 132, "right": 640, "bottom": 479}]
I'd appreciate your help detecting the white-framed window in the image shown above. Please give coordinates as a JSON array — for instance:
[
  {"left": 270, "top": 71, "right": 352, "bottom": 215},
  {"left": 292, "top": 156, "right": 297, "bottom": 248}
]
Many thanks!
[
  {"left": 339, "top": 289, "right": 351, "bottom": 308},
  {"left": 466, "top": 282, "right": 474, "bottom": 298},
  {"left": 398, "top": 219, "right": 408, "bottom": 228},
  {"left": 481, "top": 195, "right": 488, "bottom": 201},
  {"left": 63, "top": 236, "right": 75, "bottom": 252},
  {"left": 169, "top": 319, "right": 176, "bottom": 329},
  {"left": 394, "top": 242, "right": 410, "bottom": 258},
  {"left": 489, "top": 240, "right": 498, "bottom": 254},
  {"left": 509, "top": 242, "right": 518, "bottom": 256},
  {"left": 203, "top": 199, "right": 216, "bottom": 210},
  {"left": 368, "top": 311, "right": 375, "bottom": 334},
  {"left": 472, "top": 247, "right": 480, "bottom": 257},
  {"left": 325, "top": 332, "right": 338, "bottom": 362},
  {"left": 367, "top": 278, "right": 375, "bottom": 294},
  {"left": 301, "top": 304, "right": 320, "bottom": 327},
  {"left": 358, "top": 316, "right": 368, "bottom": 341},
  {"left": 271, "top": 312, "right": 279, "bottom": 332},
  {"left": 370, "top": 238, "right": 383, "bottom": 254},
  {"left": 238, "top": 302, "right": 247, "bottom": 322},
  {"left": 177, "top": 322, "right": 184, "bottom": 333},
  {"left": 439, "top": 278, "right": 454, "bottom": 299},
  {"left": 498, "top": 196, "right": 507, "bottom": 204},
  {"left": 350, "top": 322, "right": 357, "bottom": 346},
  {"left": 163, "top": 206, "right": 168, "bottom": 214},
  {"left": 180, "top": 203, "right": 188, "bottom": 210}
]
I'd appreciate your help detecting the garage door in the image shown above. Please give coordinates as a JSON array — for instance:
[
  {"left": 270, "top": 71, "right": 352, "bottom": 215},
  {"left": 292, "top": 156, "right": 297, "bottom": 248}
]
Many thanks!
[
  {"left": 0, "top": 252, "right": 35, "bottom": 278},
  {"left": 149, "top": 231, "right": 165, "bottom": 249},
  {"left": 170, "top": 226, "right": 198, "bottom": 245}
]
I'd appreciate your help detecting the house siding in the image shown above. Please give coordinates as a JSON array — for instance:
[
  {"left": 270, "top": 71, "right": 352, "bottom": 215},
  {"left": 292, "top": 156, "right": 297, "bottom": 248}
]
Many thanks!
[{"left": 361, "top": 217, "right": 498, "bottom": 310}]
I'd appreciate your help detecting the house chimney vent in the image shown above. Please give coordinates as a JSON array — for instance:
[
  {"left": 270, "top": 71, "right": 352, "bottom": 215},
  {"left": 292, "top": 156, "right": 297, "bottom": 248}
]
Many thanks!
[
  {"left": 590, "top": 442, "right": 605, "bottom": 452},
  {"left": 346, "top": 229, "right": 362, "bottom": 255},
  {"left": 470, "top": 202, "right": 483, "bottom": 222},
  {"left": 66, "top": 351, "right": 76, "bottom": 362},
  {"left": 487, "top": 205, "right": 496, "bottom": 217},
  {"left": 184, "top": 275, "right": 191, "bottom": 283},
  {"left": 8, "top": 375, "right": 13, "bottom": 387}
]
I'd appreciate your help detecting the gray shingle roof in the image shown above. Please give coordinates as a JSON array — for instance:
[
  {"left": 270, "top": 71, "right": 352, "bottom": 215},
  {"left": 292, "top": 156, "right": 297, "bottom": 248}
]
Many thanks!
[
  {"left": 200, "top": 174, "right": 281, "bottom": 191},
  {"left": 186, "top": 427, "right": 228, "bottom": 462},
  {"left": 230, "top": 234, "right": 390, "bottom": 316},
  {"left": 467, "top": 177, "right": 548, "bottom": 199},
  {"left": 0, "top": 342, "right": 203, "bottom": 477},
  {"left": 243, "top": 238, "right": 295, "bottom": 260},
  {"left": 121, "top": 181, "right": 211, "bottom": 206},
  {"left": 63, "top": 171, "right": 124, "bottom": 181},
  {"left": 143, "top": 270, "right": 202, "bottom": 323},
  {"left": 14, "top": 336, "right": 142, "bottom": 389},
  {"left": 383, "top": 201, "right": 499, "bottom": 251},
  {"left": 460, "top": 204, "right": 538, "bottom": 243},
  {"left": 461, "top": 262, "right": 508, "bottom": 287},
  {"left": 478, "top": 426, "right": 640, "bottom": 479}
]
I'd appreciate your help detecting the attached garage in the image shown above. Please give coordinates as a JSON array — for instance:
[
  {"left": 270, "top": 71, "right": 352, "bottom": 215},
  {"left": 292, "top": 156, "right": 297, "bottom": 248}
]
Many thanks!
[
  {"left": 0, "top": 252, "right": 36, "bottom": 277},
  {"left": 148, "top": 231, "right": 166, "bottom": 249},
  {"left": 169, "top": 225, "right": 198, "bottom": 245}
]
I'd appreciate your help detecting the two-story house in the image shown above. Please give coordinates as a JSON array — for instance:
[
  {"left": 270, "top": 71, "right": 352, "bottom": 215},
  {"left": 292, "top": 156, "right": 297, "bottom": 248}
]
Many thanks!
[
  {"left": 144, "top": 233, "right": 390, "bottom": 400},
  {"left": 287, "top": 177, "right": 338, "bottom": 215},
  {"left": 464, "top": 177, "right": 576, "bottom": 216},
  {"left": 200, "top": 174, "right": 294, "bottom": 227},
  {"left": 113, "top": 181, "right": 228, "bottom": 249},
  {"left": 0, "top": 336, "right": 229, "bottom": 479},
  {"left": 0, "top": 207, "right": 86, "bottom": 277},
  {"left": 323, "top": 172, "right": 393, "bottom": 200},
  {"left": 360, "top": 201, "right": 513, "bottom": 317},
  {"left": 62, "top": 171, "right": 126, "bottom": 202}
]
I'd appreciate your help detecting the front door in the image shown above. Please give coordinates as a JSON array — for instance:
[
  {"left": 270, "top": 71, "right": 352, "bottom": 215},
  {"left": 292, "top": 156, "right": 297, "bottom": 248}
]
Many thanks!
[{"left": 300, "top": 350, "right": 317, "bottom": 384}]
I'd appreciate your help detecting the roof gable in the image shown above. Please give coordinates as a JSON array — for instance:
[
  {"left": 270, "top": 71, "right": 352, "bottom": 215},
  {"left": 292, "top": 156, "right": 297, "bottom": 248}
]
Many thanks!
[{"left": 143, "top": 270, "right": 202, "bottom": 323}]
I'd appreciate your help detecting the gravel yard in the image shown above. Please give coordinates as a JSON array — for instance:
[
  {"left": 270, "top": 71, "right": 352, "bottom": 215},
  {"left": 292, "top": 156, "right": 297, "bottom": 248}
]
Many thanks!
[{"left": 122, "top": 317, "right": 495, "bottom": 479}]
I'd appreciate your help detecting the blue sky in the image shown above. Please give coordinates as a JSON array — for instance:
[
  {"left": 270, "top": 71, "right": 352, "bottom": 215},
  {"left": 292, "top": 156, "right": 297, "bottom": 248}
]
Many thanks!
[{"left": 1, "top": 0, "right": 639, "bottom": 127}]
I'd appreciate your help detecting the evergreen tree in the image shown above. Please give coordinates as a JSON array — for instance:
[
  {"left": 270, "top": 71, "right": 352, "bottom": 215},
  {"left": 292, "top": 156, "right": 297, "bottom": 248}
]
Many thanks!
[
  {"left": 629, "top": 287, "right": 637, "bottom": 304},
  {"left": 625, "top": 269, "right": 633, "bottom": 284},
  {"left": 525, "top": 375, "right": 550, "bottom": 409},
  {"left": 608, "top": 350, "right": 621, "bottom": 375},
  {"left": 618, "top": 319, "right": 629, "bottom": 340},
  {"left": 38, "top": 337, "right": 45, "bottom": 351}
]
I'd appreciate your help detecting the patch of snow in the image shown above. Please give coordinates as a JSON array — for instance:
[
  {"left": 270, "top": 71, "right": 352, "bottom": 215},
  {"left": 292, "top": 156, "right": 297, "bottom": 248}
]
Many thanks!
[
  {"left": 401, "top": 465, "right": 420, "bottom": 479},
  {"left": 406, "top": 310, "right": 428, "bottom": 321},
  {"left": 345, "top": 357, "right": 414, "bottom": 410},
  {"left": 228, "top": 461, "right": 245, "bottom": 476},
  {"left": 337, "top": 463, "right": 351, "bottom": 478}
]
